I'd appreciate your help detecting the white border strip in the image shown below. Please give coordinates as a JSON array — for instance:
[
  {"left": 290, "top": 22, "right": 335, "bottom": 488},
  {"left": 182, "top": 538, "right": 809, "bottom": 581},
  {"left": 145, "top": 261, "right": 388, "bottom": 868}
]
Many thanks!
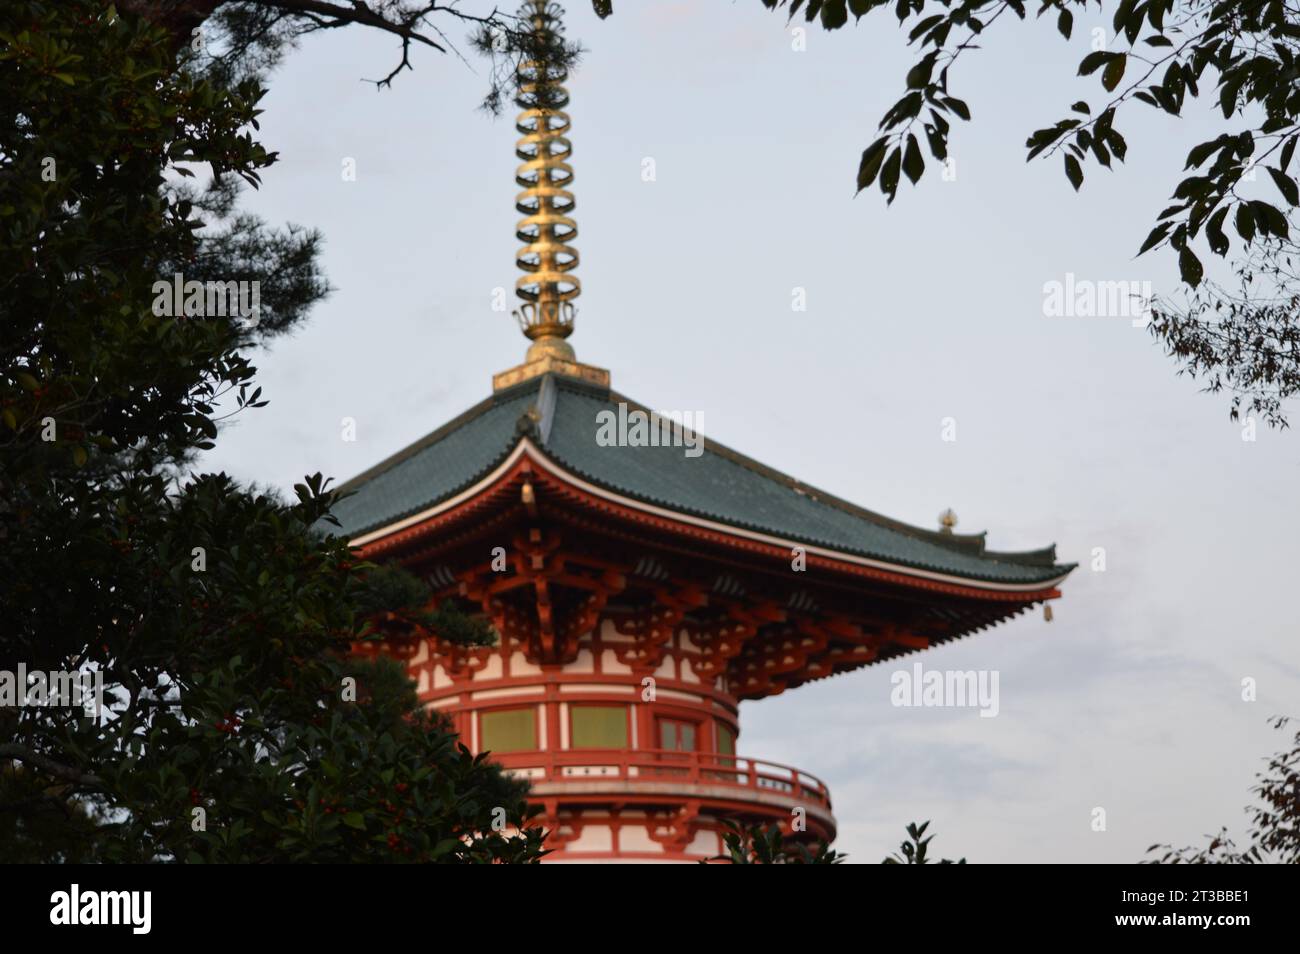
[{"left": 350, "top": 438, "right": 1071, "bottom": 594}]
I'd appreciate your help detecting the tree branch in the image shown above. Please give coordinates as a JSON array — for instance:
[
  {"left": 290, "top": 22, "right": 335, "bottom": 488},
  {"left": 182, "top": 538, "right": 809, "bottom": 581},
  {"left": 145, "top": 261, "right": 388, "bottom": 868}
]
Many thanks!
[{"left": 0, "top": 744, "right": 104, "bottom": 789}]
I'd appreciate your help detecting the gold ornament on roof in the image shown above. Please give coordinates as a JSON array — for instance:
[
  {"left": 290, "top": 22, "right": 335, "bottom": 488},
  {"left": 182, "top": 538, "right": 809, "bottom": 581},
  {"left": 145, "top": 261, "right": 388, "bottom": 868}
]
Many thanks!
[
  {"left": 513, "top": 0, "right": 579, "bottom": 363},
  {"left": 491, "top": 1, "right": 609, "bottom": 393}
]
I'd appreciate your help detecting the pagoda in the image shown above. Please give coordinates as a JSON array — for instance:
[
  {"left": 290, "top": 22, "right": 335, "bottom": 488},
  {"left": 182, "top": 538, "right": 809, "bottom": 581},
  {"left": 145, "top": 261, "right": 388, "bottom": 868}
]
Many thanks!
[{"left": 333, "top": 1, "right": 1074, "bottom": 862}]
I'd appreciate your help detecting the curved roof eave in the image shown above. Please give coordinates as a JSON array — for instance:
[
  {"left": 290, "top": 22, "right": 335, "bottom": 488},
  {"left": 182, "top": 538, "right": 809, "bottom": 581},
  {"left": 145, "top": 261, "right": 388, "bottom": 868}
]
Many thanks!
[{"left": 348, "top": 437, "right": 1074, "bottom": 596}]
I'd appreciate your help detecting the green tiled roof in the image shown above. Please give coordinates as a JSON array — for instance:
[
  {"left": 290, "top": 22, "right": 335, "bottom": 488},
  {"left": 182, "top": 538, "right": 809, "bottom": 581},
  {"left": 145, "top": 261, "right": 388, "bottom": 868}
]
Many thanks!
[{"left": 324, "top": 375, "right": 1072, "bottom": 586}]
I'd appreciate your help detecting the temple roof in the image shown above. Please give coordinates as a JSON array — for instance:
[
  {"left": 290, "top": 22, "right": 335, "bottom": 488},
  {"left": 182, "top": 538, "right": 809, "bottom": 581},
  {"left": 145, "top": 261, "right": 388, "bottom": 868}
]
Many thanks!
[{"left": 324, "top": 374, "right": 1073, "bottom": 588}]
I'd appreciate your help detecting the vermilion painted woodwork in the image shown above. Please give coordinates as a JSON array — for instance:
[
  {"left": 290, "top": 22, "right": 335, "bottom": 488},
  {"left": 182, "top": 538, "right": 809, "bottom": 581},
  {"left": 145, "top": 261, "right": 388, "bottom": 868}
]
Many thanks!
[{"left": 353, "top": 441, "right": 1061, "bottom": 861}]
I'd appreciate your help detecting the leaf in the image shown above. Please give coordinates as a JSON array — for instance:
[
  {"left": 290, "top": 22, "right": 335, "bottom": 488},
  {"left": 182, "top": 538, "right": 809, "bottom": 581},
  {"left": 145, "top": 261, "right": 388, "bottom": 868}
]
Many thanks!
[
  {"left": 944, "top": 97, "right": 971, "bottom": 121},
  {"left": 1107, "top": 128, "right": 1128, "bottom": 161},
  {"left": 1220, "top": 74, "right": 1244, "bottom": 118},
  {"left": 880, "top": 147, "right": 902, "bottom": 202},
  {"left": 1250, "top": 199, "right": 1289, "bottom": 238},
  {"left": 1064, "top": 154, "right": 1083, "bottom": 191},
  {"left": 1267, "top": 167, "right": 1299, "bottom": 206},
  {"left": 907, "top": 13, "right": 943, "bottom": 39},
  {"left": 1235, "top": 201, "right": 1256, "bottom": 241},
  {"left": 906, "top": 55, "right": 935, "bottom": 90},
  {"left": 1185, "top": 136, "right": 1227, "bottom": 170},
  {"left": 1071, "top": 101, "right": 1091, "bottom": 114},
  {"left": 856, "top": 137, "right": 888, "bottom": 192},
  {"left": 902, "top": 134, "right": 924, "bottom": 183},
  {"left": 1078, "top": 51, "right": 1109, "bottom": 76},
  {"left": 1206, "top": 206, "right": 1230, "bottom": 256},
  {"left": 1282, "top": 134, "right": 1298, "bottom": 173},
  {"left": 342, "top": 812, "right": 366, "bottom": 830},
  {"left": 430, "top": 837, "right": 462, "bottom": 859},
  {"left": 1138, "top": 222, "right": 1171, "bottom": 255},
  {"left": 1102, "top": 54, "right": 1127, "bottom": 92},
  {"left": 1235, "top": 130, "right": 1254, "bottom": 159},
  {"left": 1057, "top": 8, "right": 1073, "bottom": 38},
  {"left": 820, "top": 0, "right": 848, "bottom": 29},
  {"left": 1092, "top": 136, "right": 1112, "bottom": 168},
  {"left": 925, "top": 124, "right": 947, "bottom": 161},
  {"left": 1178, "top": 246, "right": 1204, "bottom": 286}
]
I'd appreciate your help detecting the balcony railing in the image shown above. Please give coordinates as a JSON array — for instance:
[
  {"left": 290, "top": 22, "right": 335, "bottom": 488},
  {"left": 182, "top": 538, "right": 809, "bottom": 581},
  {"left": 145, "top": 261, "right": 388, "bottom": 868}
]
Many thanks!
[{"left": 494, "top": 748, "right": 832, "bottom": 810}]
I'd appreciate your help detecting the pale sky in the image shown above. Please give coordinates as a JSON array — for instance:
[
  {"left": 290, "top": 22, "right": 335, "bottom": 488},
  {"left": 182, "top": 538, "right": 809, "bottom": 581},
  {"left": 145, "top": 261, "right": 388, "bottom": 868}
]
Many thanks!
[{"left": 200, "top": 2, "right": 1300, "bottom": 863}]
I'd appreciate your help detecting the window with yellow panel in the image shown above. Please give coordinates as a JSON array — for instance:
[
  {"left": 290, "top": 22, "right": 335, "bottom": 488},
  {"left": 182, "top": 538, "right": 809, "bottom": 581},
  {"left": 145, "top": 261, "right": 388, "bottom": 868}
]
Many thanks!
[
  {"left": 479, "top": 707, "right": 537, "bottom": 753},
  {"left": 717, "top": 722, "right": 736, "bottom": 757},
  {"left": 569, "top": 705, "right": 628, "bottom": 748}
]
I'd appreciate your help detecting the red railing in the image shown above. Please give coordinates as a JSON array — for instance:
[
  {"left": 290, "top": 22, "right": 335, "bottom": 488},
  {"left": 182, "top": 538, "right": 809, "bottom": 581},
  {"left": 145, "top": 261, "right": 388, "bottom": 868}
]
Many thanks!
[{"left": 494, "top": 748, "right": 832, "bottom": 810}]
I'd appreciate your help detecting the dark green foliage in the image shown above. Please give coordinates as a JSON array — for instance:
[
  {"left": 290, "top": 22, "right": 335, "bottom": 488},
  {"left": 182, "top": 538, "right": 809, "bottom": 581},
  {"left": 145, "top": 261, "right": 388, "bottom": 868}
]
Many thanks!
[
  {"left": 354, "top": 562, "right": 441, "bottom": 622},
  {"left": 0, "top": 0, "right": 542, "bottom": 863},
  {"left": 709, "top": 820, "right": 846, "bottom": 863},
  {"left": 1146, "top": 716, "right": 1300, "bottom": 864},
  {"left": 165, "top": 1, "right": 583, "bottom": 105},
  {"left": 354, "top": 564, "right": 499, "bottom": 647},
  {"left": 1149, "top": 234, "right": 1300, "bottom": 427},
  {"left": 0, "top": 766, "right": 101, "bottom": 863},
  {"left": 742, "top": 0, "right": 1300, "bottom": 425},
  {"left": 882, "top": 819, "right": 966, "bottom": 864},
  {"left": 424, "top": 603, "right": 500, "bottom": 647},
  {"left": 708, "top": 818, "right": 965, "bottom": 864},
  {"left": 469, "top": 1, "right": 585, "bottom": 116}
]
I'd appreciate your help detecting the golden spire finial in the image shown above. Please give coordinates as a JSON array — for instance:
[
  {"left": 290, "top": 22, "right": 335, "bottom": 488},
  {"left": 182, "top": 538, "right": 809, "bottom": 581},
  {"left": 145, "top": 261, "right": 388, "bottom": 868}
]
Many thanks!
[
  {"left": 513, "top": 0, "right": 579, "bottom": 364},
  {"left": 491, "top": 1, "right": 609, "bottom": 393}
]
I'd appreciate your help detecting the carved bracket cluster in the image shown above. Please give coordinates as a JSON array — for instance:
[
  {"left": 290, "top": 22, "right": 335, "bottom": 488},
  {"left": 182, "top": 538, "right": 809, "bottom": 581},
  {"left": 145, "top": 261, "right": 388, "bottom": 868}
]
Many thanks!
[
  {"left": 683, "top": 597, "right": 772, "bottom": 684},
  {"left": 427, "top": 633, "right": 496, "bottom": 681},
  {"left": 645, "top": 802, "right": 702, "bottom": 855},
  {"left": 530, "top": 801, "right": 587, "bottom": 853},
  {"left": 610, "top": 585, "right": 706, "bottom": 672},
  {"left": 710, "top": 599, "right": 787, "bottom": 696},
  {"left": 720, "top": 610, "right": 941, "bottom": 699},
  {"left": 452, "top": 526, "right": 628, "bottom": 665},
  {"left": 398, "top": 519, "right": 951, "bottom": 697}
]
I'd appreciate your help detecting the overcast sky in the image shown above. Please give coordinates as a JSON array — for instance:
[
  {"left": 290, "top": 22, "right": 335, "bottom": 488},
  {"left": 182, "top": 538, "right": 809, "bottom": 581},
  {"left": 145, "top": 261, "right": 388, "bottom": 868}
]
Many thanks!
[{"left": 199, "top": 2, "right": 1300, "bottom": 863}]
